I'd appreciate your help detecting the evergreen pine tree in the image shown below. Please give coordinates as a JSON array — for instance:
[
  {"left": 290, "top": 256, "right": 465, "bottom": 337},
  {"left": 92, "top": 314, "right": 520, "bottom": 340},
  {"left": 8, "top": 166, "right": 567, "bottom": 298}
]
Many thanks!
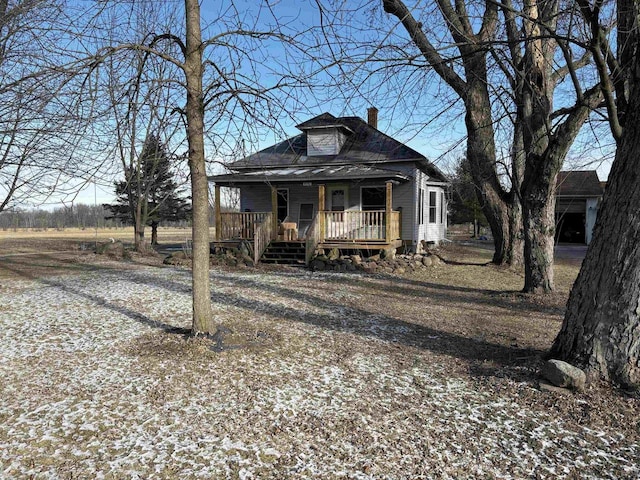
[{"left": 104, "top": 135, "right": 190, "bottom": 247}]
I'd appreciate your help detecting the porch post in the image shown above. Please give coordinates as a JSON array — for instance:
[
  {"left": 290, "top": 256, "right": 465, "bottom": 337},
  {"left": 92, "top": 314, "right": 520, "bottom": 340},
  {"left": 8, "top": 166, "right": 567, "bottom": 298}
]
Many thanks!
[
  {"left": 385, "top": 181, "right": 392, "bottom": 243},
  {"left": 214, "top": 184, "right": 222, "bottom": 241},
  {"left": 318, "top": 184, "right": 325, "bottom": 241},
  {"left": 271, "top": 186, "right": 278, "bottom": 240}
]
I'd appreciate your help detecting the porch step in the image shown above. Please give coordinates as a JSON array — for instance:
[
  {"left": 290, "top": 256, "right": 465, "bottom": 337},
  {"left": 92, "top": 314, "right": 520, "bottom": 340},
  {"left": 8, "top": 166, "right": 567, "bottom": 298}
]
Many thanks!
[{"left": 260, "top": 241, "right": 306, "bottom": 265}]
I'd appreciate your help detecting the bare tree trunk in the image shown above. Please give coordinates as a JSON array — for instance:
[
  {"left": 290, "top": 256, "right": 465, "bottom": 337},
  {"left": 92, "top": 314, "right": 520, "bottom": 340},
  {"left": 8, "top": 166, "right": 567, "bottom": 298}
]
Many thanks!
[
  {"left": 550, "top": 84, "right": 640, "bottom": 386},
  {"left": 383, "top": 0, "right": 518, "bottom": 267},
  {"left": 134, "top": 198, "right": 146, "bottom": 252},
  {"left": 184, "top": 0, "right": 213, "bottom": 334},
  {"left": 521, "top": 173, "right": 557, "bottom": 292},
  {"left": 464, "top": 76, "right": 514, "bottom": 265},
  {"left": 151, "top": 220, "right": 158, "bottom": 246},
  {"left": 507, "top": 122, "right": 526, "bottom": 268},
  {"left": 507, "top": 194, "right": 524, "bottom": 267},
  {"left": 551, "top": 122, "right": 640, "bottom": 387},
  {"left": 482, "top": 192, "right": 511, "bottom": 265}
]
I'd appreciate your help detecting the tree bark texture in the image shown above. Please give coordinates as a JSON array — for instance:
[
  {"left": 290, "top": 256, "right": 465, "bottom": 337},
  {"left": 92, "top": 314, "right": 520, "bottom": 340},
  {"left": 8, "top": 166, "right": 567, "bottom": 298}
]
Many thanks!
[
  {"left": 184, "top": 0, "right": 213, "bottom": 334},
  {"left": 550, "top": 58, "right": 640, "bottom": 387},
  {"left": 151, "top": 221, "right": 158, "bottom": 246},
  {"left": 382, "top": 0, "right": 519, "bottom": 266},
  {"left": 517, "top": 0, "right": 557, "bottom": 292},
  {"left": 463, "top": 76, "right": 515, "bottom": 266},
  {"left": 506, "top": 192, "right": 524, "bottom": 267},
  {"left": 515, "top": 0, "right": 601, "bottom": 292},
  {"left": 521, "top": 166, "right": 557, "bottom": 292},
  {"left": 134, "top": 198, "right": 146, "bottom": 252}
]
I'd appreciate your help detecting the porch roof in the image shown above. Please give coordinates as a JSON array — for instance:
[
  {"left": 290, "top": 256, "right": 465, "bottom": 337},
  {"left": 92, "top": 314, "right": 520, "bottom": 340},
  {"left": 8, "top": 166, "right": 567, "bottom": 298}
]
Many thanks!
[{"left": 209, "top": 165, "right": 411, "bottom": 186}]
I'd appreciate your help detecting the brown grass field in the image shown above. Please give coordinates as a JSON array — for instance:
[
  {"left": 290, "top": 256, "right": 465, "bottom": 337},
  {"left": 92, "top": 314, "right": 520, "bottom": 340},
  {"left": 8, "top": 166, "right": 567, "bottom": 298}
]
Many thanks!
[
  {"left": 0, "top": 226, "right": 209, "bottom": 243},
  {"left": 0, "top": 232, "right": 638, "bottom": 478}
]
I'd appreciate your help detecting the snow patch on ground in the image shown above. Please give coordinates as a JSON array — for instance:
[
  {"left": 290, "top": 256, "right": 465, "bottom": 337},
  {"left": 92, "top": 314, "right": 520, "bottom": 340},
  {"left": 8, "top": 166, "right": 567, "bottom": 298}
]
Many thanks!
[{"left": 0, "top": 265, "right": 637, "bottom": 478}]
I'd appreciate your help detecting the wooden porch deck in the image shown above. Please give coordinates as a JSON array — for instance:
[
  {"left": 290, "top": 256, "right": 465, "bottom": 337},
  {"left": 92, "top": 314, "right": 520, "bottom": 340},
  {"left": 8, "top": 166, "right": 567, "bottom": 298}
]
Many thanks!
[
  {"left": 212, "top": 181, "right": 403, "bottom": 264},
  {"left": 214, "top": 209, "right": 402, "bottom": 265}
]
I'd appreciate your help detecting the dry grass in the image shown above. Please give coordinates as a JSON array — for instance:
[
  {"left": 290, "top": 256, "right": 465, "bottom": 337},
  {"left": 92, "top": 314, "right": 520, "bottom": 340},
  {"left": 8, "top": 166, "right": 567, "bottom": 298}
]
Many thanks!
[
  {"left": 0, "top": 226, "right": 211, "bottom": 246},
  {"left": 0, "top": 238, "right": 638, "bottom": 479}
]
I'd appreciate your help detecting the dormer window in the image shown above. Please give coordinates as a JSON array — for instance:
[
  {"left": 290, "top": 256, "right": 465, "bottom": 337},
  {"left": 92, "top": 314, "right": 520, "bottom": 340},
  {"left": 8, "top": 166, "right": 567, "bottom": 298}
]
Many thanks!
[
  {"left": 307, "top": 127, "right": 348, "bottom": 156},
  {"left": 296, "top": 113, "right": 354, "bottom": 157}
]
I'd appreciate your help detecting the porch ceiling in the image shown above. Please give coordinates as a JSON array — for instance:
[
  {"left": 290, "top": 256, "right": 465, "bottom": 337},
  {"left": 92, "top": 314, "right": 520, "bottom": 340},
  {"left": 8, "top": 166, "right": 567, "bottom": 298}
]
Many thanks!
[{"left": 209, "top": 165, "right": 411, "bottom": 185}]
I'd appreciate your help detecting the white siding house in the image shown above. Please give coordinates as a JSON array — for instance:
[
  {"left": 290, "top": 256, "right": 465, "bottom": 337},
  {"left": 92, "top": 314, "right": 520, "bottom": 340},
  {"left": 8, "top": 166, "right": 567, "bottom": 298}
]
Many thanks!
[{"left": 210, "top": 110, "right": 450, "bottom": 253}]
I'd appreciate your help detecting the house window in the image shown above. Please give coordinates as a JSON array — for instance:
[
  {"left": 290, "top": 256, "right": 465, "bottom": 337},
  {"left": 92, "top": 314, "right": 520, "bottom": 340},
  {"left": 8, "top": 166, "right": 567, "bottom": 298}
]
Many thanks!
[
  {"left": 429, "top": 191, "right": 437, "bottom": 224},
  {"left": 331, "top": 189, "right": 346, "bottom": 211},
  {"left": 361, "top": 186, "right": 386, "bottom": 211},
  {"left": 419, "top": 188, "right": 425, "bottom": 225},
  {"left": 277, "top": 188, "right": 288, "bottom": 222},
  {"left": 329, "top": 187, "right": 346, "bottom": 222},
  {"left": 440, "top": 192, "right": 445, "bottom": 224},
  {"left": 299, "top": 203, "right": 314, "bottom": 221}
]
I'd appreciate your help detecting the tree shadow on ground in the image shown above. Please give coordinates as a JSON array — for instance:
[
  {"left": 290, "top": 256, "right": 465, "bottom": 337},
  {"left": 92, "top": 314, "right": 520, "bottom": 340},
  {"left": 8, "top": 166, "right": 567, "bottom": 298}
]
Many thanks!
[
  {"left": 0, "top": 252, "right": 125, "bottom": 279},
  {"left": 319, "top": 272, "right": 566, "bottom": 317},
  {"left": 3, "top": 255, "right": 545, "bottom": 384},
  {"left": 0, "top": 258, "right": 190, "bottom": 336},
  {"left": 116, "top": 267, "right": 545, "bottom": 384}
]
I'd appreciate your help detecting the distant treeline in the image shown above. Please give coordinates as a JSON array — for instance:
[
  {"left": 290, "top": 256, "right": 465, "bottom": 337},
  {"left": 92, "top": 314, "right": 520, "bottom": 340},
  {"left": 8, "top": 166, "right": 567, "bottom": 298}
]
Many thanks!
[{"left": 0, "top": 204, "right": 194, "bottom": 231}]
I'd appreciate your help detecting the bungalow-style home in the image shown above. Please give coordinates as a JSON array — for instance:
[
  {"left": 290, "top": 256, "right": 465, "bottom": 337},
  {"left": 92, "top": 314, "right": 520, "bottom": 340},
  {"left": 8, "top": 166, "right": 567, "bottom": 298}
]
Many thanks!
[
  {"left": 209, "top": 109, "right": 450, "bottom": 264},
  {"left": 555, "top": 170, "right": 604, "bottom": 244}
]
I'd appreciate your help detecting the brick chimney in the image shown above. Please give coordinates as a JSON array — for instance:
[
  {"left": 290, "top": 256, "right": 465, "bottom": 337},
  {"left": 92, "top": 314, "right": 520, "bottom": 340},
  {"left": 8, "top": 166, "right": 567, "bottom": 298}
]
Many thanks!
[{"left": 367, "top": 107, "right": 378, "bottom": 129}]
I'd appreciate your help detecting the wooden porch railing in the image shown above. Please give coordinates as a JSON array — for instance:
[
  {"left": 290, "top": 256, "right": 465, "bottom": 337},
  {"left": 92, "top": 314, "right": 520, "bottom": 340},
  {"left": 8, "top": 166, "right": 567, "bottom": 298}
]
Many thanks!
[
  {"left": 219, "top": 212, "right": 271, "bottom": 240},
  {"left": 322, "top": 210, "right": 400, "bottom": 241},
  {"left": 304, "top": 213, "right": 321, "bottom": 265},
  {"left": 217, "top": 210, "right": 400, "bottom": 255},
  {"left": 253, "top": 213, "right": 273, "bottom": 264},
  {"left": 389, "top": 211, "right": 400, "bottom": 242}
]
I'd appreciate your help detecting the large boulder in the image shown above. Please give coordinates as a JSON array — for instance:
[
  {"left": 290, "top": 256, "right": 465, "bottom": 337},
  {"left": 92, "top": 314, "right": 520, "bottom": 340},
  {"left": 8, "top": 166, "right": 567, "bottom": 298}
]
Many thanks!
[
  {"left": 380, "top": 247, "right": 396, "bottom": 260},
  {"left": 542, "top": 359, "right": 586, "bottom": 391},
  {"left": 328, "top": 248, "right": 341, "bottom": 261},
  {"left": 427, "top": 254, "right": 441, "bottom": 266},
  {"left": 310, "top": 259, "right": 326, "bottom": 271},
  {"left": 240, "top": 254, "right": 255, "bottom": 267},
  {"left": 238, "top": 240, "right": 252, "bottom": 257}
]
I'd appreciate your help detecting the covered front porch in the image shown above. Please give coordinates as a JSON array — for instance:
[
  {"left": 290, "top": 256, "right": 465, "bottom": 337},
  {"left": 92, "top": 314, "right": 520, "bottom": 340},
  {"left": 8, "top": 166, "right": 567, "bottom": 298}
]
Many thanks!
[{"left": 212, "top": 182, "right": 402, "bottom": 265}]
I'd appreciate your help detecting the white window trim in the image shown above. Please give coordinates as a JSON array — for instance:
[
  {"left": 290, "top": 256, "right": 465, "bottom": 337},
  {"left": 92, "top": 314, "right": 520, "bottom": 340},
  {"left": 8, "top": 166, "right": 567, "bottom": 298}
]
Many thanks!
[{"left": 428, "top": 189, "right": 437, "bottom": 224}]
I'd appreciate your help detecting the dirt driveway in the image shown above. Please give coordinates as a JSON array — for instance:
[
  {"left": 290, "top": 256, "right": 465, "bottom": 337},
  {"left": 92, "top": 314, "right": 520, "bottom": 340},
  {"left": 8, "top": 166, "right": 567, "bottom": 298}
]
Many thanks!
[{"left": 0, "top": 242, "right": 637, "bottom": 478}]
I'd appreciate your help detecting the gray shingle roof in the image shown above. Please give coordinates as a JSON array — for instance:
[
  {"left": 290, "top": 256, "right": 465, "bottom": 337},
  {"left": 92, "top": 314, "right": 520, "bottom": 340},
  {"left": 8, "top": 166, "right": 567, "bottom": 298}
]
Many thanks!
[
  {"left": 224, "top": 113, "right": 448, "bottom": 182},
  {"left": 556, "top": 171, "right": 603, "bottom": 197}
]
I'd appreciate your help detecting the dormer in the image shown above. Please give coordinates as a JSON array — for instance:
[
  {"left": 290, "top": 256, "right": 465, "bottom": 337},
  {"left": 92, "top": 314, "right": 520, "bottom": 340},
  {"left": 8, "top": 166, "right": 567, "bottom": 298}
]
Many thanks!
[{"left": 296, "top": 113, "right": 354, "bottom": 156}]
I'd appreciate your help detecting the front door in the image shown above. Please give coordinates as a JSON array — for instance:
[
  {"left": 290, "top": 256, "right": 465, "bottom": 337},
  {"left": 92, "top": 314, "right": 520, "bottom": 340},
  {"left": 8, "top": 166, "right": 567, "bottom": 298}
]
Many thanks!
[
  {"left": 327, "top": 186, "right": 348, "bottom": 214},
  {"left": 276, "top": 188, "right": 289, "bottom": 222},
  {"left": 326, "top": 186, "right": 348, "bottom": 238}
]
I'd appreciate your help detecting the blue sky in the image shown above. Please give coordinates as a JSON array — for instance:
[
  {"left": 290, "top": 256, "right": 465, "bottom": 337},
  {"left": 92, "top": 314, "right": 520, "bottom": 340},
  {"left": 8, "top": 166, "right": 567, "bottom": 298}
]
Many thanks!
[{"left": 48, "top": 0, "right": 614, "bottom": 209}]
